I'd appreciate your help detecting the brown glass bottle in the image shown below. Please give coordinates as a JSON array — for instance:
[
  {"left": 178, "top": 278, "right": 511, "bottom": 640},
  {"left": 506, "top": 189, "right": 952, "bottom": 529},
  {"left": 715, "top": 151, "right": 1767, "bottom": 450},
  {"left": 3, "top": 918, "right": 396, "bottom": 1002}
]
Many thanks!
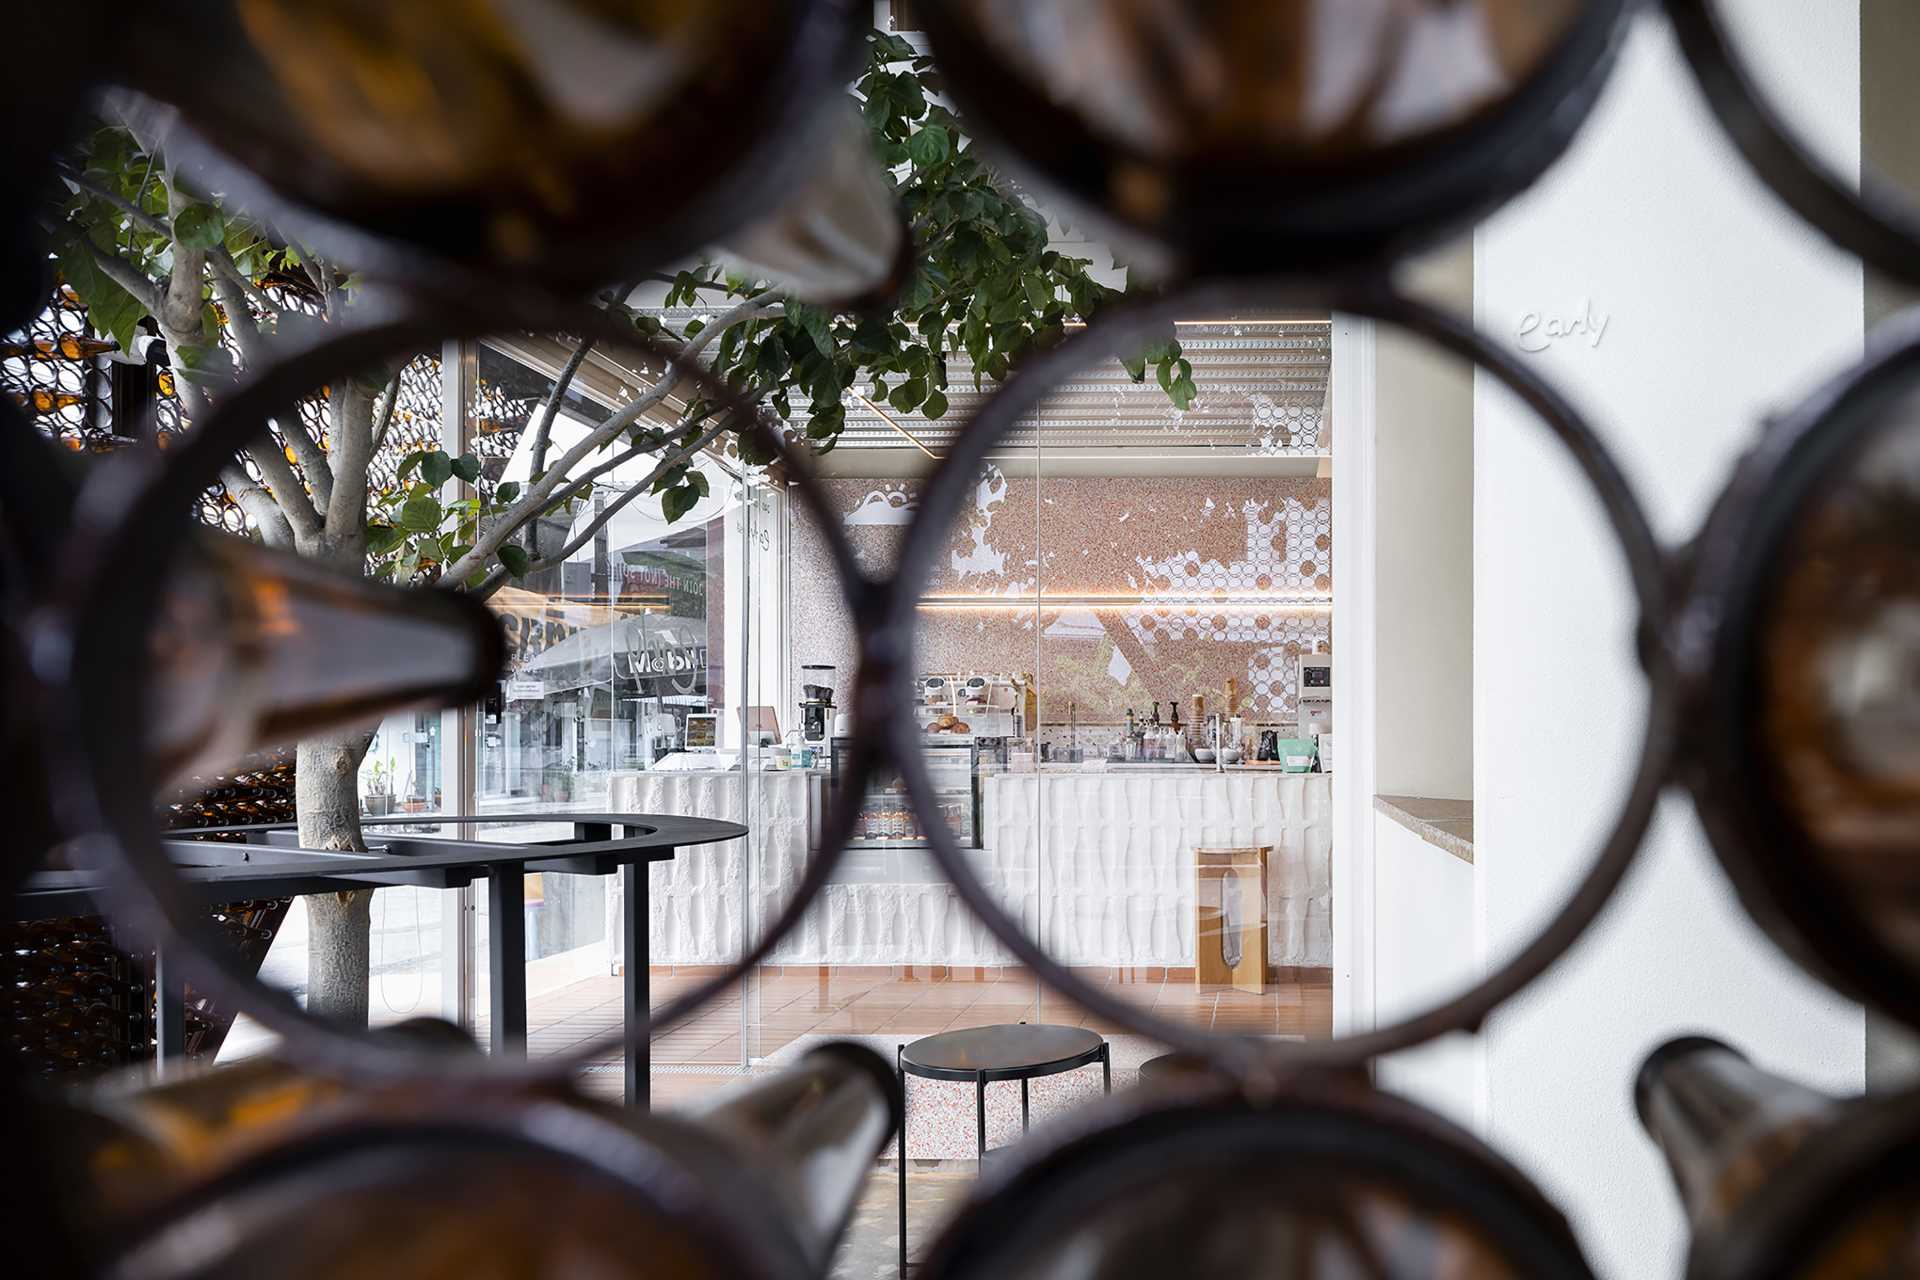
[
  {"left": 919, "top": 1077, "right": 1596, "bottom": 1279},
  {"left": 143, "top": 530, "right": 506, "bottom": 784},
  {"left": 1636, "top": 1035, "right": 1920, "bottom": 1278},
  {"left": 53, "top": 1039, "right": 896, "bottom": 1280}
]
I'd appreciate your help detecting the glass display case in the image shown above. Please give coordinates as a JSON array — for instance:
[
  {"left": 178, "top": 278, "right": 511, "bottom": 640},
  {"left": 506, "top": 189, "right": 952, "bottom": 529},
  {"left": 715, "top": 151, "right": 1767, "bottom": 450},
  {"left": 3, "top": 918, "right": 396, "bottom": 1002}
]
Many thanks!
[{"left": 833, "top": 739, "right": 977, "bottom": 850}]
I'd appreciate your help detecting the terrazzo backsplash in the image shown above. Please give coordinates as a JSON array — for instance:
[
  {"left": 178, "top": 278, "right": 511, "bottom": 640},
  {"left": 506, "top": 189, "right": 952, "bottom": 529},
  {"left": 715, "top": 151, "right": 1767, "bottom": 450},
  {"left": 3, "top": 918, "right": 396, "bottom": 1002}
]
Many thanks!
[{"left": 791, "top": 471, "right": 1333, "bottom": 726}]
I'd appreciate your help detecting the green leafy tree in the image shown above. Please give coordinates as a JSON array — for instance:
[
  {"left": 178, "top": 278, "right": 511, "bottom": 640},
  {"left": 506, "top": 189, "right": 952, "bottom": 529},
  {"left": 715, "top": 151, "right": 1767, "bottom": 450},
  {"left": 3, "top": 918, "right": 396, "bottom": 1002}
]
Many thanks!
[{"left": 40, "top": 28, "right": 1184, "bottom": 1026}]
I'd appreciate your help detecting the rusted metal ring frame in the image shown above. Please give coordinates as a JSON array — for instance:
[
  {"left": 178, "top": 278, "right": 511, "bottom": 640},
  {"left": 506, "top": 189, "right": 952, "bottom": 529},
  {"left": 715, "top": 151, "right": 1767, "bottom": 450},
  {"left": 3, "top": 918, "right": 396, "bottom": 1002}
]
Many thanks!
[
  {"left": 1665, "top": 0, "right": 1920, "bottom": 292},
  {"left": 78, "top": 0, "right": 871, "bottom": 316},
  {"left": 885, "top": 275, "right": 1678, "bottom": 1079},
  {"left": 1680, "top": 304, "right": 1920, "bottom": 1031},
  {"left": 29, "top": 299, "right": 884, "bottom": 1087},
  {"left": 106, "top": 1101, "right": 805, "bottom": 1280},
  {"left": 913, "top": 0, "right": 1633, "bottom": 276},
  {"left": 24, "top": 270, "right": 1677, "bottom": 1090},
  {"left": 914, "top": 1081, "right": 1597, "bottom": 1280}
]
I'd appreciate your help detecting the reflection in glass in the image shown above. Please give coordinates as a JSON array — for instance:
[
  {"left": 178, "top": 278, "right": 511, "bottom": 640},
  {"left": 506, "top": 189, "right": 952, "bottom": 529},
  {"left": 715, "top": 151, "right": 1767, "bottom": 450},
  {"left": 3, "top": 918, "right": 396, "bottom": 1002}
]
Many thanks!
[
  {"left": 1765, "top": 388, "right": 1920, "bottom": 973},
  {"left": 951, "top": 0, "right": 1583, "bottom": 162}
]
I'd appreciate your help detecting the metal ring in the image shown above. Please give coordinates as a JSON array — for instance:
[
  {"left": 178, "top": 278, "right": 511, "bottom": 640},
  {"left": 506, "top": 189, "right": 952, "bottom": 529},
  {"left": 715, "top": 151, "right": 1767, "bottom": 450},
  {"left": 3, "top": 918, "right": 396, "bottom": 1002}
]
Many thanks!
[
  {"left": 107, "top": 1101, "right": 791, "bottom": 1280},
  {"left": 915, "top": 1080, "right": 1598, "bottom": 1279},
  {"left": 1680, "top": 304, "right": 1920, "bottom": 1029},
  {"left": 1665, "top": 0, "right": 1920, "bottom": 291},
  {"left": 69, "top": 2, "right": 869, "bottom": 303},
  {"left": 31, "top": 297, "right": 880, "bottom": 1085},
  {"left": 915, "top": 0, "right": 1633, "bottom": 274},
  {"left": 883, "top": 273, "right": 1677, "bottom": 1076}
]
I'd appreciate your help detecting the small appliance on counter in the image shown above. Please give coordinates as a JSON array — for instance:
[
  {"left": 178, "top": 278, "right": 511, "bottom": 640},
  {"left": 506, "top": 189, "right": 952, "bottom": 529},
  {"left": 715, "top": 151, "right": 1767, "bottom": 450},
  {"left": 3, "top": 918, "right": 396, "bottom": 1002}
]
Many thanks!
[
  {"left": 1297, "top": 654, "right": 1333, "bottom": 740},
  {"left": 800, "top": 663, "right": 837, "bottom": 745}
]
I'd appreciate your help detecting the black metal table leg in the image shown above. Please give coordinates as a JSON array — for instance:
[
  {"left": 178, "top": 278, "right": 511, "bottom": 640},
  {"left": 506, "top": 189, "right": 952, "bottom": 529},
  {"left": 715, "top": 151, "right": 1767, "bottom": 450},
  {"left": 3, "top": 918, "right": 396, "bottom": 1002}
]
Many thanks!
[
  {"left": 487, "top": 862, "right": 527, "bottom": 1056},
  {"left": 153, "top": 943, "right": 185, "bottom": 1071},
  {"left": 1021, "top": 1077, "right": 1030, "bottom": 1133},
  {"left": 623, "top": 859, "right": 651, "bottom": 1108},
  {"left": 976, "top": 1071, "right": 988, "bottom": 1173},
  {"left": 898, "top": 1045, "right": 908, "bottom": 1277},
  {"left": 1102, "top": 1042, "right": 1112, "bottom": 1093}
]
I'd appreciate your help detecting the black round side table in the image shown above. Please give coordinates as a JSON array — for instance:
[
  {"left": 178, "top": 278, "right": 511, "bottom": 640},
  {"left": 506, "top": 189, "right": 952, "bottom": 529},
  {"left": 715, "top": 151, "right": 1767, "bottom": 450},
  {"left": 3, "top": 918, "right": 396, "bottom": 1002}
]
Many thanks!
[{"left": 896, "top": 1023, "right": 1110, "bottom": 1275}]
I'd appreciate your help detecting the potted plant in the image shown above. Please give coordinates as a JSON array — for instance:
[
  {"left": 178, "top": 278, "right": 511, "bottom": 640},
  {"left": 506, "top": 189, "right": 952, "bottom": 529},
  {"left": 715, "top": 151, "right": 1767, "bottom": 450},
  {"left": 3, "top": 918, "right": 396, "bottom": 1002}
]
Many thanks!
[
  {"left": 365, "top": 759, "right": 393, "bottom": 817},
  {"left": 401, "top": 769, "right": 427, "bottom": 814}
]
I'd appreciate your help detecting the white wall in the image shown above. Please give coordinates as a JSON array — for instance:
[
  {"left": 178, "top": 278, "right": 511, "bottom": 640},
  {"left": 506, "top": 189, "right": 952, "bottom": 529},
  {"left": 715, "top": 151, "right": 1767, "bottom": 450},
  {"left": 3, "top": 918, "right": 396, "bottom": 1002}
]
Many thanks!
[
  {"left": 1375, "top": 243, "right": 1475, "bottom": 801},
  {"left": 1373, "top": 815, "right": 1478, "bottom": 1122},
  {"left": 1472, "top": 9, "right": 1865, "bottom": 1278}
]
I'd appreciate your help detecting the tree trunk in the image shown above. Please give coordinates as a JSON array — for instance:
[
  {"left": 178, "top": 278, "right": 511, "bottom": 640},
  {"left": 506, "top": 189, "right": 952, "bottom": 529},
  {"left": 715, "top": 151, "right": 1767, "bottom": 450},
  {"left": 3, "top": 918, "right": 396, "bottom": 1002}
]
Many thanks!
[{"left": 298, "top": 732, "right": 374, "bottom": 1028}]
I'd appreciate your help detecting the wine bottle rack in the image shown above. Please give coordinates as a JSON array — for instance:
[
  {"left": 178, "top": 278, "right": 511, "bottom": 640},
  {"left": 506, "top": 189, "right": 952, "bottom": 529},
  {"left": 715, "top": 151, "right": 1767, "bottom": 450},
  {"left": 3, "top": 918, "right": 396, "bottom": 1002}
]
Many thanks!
[{"left": 1, "top": 753, "right": 297, "bottom": 1077}]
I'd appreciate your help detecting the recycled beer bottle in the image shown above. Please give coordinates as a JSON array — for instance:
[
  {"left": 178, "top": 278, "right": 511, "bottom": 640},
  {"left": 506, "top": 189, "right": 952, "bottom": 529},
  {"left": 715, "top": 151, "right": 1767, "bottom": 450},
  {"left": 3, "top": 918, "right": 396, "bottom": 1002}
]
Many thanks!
[
  {"left": 1635, "top": 1035, "right": 1920, "bottom": 1278},
  {"left": 59, "top": 1040, "right": 897, "bottom": 1280},
  {"left": 918, "top": 1078, "right": 1597, "bottom": 1278},
  {"left": 143, "top": 530, "right": 506, "bottom": 784}
]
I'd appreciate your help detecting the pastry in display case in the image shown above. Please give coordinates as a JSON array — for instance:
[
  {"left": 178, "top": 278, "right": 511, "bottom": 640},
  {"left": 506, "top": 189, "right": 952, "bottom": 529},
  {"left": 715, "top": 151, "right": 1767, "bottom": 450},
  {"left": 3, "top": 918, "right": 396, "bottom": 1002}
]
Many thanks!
[{"left": 833, "top": 738, "right": 977, "bottom": 850}]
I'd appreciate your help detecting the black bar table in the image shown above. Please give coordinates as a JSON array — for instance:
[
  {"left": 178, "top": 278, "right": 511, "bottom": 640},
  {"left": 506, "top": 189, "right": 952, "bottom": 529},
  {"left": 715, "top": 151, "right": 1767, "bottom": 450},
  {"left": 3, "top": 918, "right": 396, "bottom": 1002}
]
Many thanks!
[{"left": 9, "top": 811, "right": 746, "bottom": 1108}]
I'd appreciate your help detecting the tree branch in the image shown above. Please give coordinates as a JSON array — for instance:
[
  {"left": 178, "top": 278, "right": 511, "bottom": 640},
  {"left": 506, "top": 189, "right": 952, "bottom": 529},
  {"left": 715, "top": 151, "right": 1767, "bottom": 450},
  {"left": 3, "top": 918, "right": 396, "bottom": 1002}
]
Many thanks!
[
  {"left": 58, "top": 166, "right": 167, "bottom": 238},
  {"left": 326, "top": 372, "right": 390, "bottom": 542},
  {"left": 222, "top": 466, "right": 296, "bottom": 549},
  {"left": 50, "top": 221, "right": 161, "bottom": 314},
  {"left": 526, "top": 336, "right": 596, "bottom": 560},
  {"left": 469, "top": 414, "right": 736, "bottom": 600},
  {"left": 439, "top": 291, "right": 780, "bottom": 587},
  {"left": 59, "top": 166, "right": 283, "bottom": 319},
  {"left": 529, "top": 337, "right": 594, "bottom": 482},
  {"left": 368, "top": 364, "right": 404, "bottom": 458},
  {"left": 244, "top": 436, "right": 324, "bottom": 543},
  {"left": 209, "top": 245, "right": 279, "bottom": 317}
]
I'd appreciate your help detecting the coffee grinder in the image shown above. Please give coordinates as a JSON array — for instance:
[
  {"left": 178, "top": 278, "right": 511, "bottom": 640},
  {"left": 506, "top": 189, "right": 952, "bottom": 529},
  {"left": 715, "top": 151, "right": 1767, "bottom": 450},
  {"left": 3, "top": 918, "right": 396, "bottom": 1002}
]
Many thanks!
[{"left": 800, "top": 663, "right": 837, "bottom": 746}]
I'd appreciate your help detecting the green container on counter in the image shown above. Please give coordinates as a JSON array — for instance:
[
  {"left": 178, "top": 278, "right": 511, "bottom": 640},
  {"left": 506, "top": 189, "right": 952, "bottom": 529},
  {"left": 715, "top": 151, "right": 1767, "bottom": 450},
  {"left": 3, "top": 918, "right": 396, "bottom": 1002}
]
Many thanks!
[{"left": 1273, "top": 738, "right": 1318, "bottom": 773}]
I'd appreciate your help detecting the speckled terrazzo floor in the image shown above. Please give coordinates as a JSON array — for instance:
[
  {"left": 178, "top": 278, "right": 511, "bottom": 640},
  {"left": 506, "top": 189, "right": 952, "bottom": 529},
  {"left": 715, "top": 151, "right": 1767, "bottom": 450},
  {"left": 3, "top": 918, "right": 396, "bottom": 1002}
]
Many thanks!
[{"left": 832, "top": 1165, "right": 971, "bottom": 1279}]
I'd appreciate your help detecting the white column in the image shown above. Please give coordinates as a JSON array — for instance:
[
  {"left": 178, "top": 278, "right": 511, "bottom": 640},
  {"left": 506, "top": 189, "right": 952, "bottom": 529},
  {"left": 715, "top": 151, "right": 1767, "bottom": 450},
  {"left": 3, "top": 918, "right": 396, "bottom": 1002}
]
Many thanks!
[{"left": 1472, "top": 11, "right": 1864, "bottom": 1276}]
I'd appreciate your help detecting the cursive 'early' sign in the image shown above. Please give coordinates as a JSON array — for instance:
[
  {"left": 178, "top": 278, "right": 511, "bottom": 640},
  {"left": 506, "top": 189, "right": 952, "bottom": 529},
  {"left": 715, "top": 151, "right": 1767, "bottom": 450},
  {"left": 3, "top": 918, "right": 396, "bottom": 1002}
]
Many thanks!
[{"left": 1515, "top": 299, "right": 1611, "bottom": 353}]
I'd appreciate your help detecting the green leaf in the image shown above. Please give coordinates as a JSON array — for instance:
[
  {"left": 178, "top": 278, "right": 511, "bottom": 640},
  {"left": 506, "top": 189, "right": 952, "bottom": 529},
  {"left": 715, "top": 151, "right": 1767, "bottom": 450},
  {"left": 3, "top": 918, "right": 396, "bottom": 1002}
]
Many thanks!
[
  {"left": 396, "top": 450, "right": 428, "bottom": 482},
  {"left": 922, "top": 388, "right": 950, "bottom": 419},
  {"left": 172, "top": 342, "right": 235, "bottom": 386},
  {"left": 806, "top": 403, "right": 846, "bottom": 439},
  {"left": 52, "top": 233, "right": 146, "bottom": 354},
  {"left": 661, "top": 482, "right": 701, "bottom": 524},
  {"left": 498, "top": 544, "right": 531, "bottom": 578},
  {"left": 365, "top": 524, "right": 405, "bottom": 557},
  {"left": 419, "top": 450, "right": 454, "bottom": 487},
  {"left": 908, "top": 125, "right": 950, "bottom": 169},
  {"left": 788, "top": 302, "right": 834, "bottom": 356},
  {"left": 172, "top": 203, "right": 225, "bottom": 250},
  {"left": 888, "top": 376, "right": 927, "bottom": 413},
  {"left": 494, "top": 480, "right": 521, "bottom": 505},
  {"left": 399, "top": 495, "right": 443, "bottom": 532},
  {"left": 1021, "top": 271, "right": 1053, "bottom": 313},
  {"left": 450, "top": 453, "right": 481, "bottom": 484},
  {"left": 755, "top": 333, "right": 791, "bottom": 381}
]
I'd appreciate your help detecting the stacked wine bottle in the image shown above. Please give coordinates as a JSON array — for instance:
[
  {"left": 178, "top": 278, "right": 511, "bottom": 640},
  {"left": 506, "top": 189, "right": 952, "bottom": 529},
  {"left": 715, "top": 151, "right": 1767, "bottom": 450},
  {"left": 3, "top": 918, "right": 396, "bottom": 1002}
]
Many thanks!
[{"left": 1, "top": 754, "right": 296, "bottom": 1077}]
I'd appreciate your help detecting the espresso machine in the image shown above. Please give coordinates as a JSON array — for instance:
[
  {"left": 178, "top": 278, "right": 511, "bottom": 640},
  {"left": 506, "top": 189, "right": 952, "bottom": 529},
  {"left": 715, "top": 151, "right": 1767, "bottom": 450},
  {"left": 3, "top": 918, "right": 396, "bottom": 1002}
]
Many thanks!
[{"left": 800, "top": 663, "right": 837, "bottom": 745}]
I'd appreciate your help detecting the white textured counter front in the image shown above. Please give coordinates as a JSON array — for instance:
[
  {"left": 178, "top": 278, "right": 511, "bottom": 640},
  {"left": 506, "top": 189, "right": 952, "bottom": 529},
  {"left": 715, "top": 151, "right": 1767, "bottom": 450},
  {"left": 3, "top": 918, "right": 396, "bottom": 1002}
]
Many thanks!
[
  {"left": 981, "top": 771, "right": 1332, "bottom": 968},
  {"left": 606, "top": 770, "right": 807, "bottom": 967},
  {"left": 608, "top": 767, "right": 1331, "bottom": 969}
]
